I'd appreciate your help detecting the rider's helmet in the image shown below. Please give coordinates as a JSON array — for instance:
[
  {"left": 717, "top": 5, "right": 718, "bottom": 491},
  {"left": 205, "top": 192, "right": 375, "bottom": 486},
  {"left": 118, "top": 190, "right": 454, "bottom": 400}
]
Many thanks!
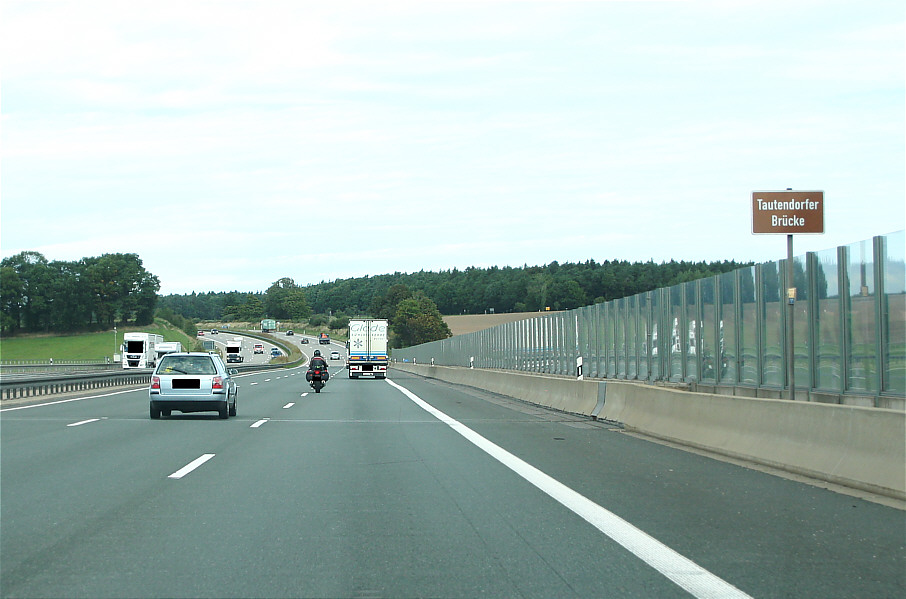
[{"left": 313, "top": 350, "right": 321, "bottom": 356}]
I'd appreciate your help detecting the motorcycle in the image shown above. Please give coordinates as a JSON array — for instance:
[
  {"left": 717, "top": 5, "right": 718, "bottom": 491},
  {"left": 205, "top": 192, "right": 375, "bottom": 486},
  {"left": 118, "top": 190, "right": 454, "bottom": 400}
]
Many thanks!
[{"left": 309, "top": 367, "right": 326, "bottom": 393}]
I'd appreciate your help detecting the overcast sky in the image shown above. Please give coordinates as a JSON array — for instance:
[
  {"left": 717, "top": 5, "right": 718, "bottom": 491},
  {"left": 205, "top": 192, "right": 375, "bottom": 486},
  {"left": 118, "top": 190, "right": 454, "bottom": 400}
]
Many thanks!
[{"left": 2, "top": 0, "right": 903, "bottom": 295}]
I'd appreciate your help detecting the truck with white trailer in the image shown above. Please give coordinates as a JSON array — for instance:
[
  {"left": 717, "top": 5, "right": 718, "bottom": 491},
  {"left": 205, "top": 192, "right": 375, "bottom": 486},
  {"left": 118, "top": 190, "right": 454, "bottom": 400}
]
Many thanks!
[
  {"left": 225, "top": 337, "right": 244, "bottom": 363},
  {"left": 154, "top": 341, "right": 183, "bottom": 361},
  {"left": 122, "top": 332, "right": 164, "bottom": 369},
  {"left": 346, "top": 319, "right": 389, "bottom": 379}
]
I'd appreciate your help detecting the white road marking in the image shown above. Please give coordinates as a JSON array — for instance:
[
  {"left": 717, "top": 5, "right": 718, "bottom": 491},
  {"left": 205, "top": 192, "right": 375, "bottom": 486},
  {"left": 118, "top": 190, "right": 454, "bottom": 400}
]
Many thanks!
[
  {"left": 301, "top": 393, "right": 309, "bottom": 397},
  {"left": 283, "top": 403, "right": 295, "bottom": 409},
  {"left": 67, "top": 418, "right": 100, "bottom": 427},
  {"left": 250, "top": 382, "right": 259, "bottom": 386},
  {"left": 168, "top": 454, "right": 215, "bottom": 479},
  {"left": 386, "top": 378, "right": 753, "bottom": 599},
  {"left": 250, "top": 419, "right": 269, "bottom": 428},
  {"left": 264, "top": 379, "right": 272, "bottom": 382}
]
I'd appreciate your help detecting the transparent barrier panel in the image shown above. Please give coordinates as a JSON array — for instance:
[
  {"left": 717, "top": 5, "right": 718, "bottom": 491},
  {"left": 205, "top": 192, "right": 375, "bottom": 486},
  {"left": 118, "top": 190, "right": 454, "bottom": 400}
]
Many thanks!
[
  {"left": 700, "top": 277, "right": 717, "bottom": 382},
  {"left": 638, "top": 293, "right": 650, "bottom": 380},
  {"left": 793, "top": 254, "right": 811, "bottom": 389},
  {"left": 739, "top": 267, "right": 759, "bottom": 385},
  {"left": 685, "top": 281, "right": 700, "bottom": 381},
  {"left": 762, "top": 261, "right": 784, "bottom": 388},
  {"left": 815, "top": 247, "right": 843, "bottom": 391},
  {"left": 884, "top": 231, "right": 905, "bottom": 394},
  {"left": 627, "top": 296, "right": 639, "bottom": 379},
  {"left": 719, "top": 271, "right": 738, "bottom": 384},
  {"left": 846, "top": 240, "right": 878, "bottom": 393}
]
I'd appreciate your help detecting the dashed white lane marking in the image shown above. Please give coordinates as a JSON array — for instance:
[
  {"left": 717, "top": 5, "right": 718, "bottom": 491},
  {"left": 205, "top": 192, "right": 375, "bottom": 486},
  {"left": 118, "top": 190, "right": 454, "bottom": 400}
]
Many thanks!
[
  {"left": 168, "top": 454, "right": 215, "bottom": 479},
  {"left": 283, "top": 403, "right": 295, "bottom": 409},
  {"left": 301, "top": 393, "right": 309, "bottom": 397},
  {"left": 386, "top": 378, "right": 753, "bottom": 599},
  {"left": 67, "top": 418, "right": 100, "bottom": 427},
  {"left": 250, "top": 419, "right": 269, "bottom": 428}
]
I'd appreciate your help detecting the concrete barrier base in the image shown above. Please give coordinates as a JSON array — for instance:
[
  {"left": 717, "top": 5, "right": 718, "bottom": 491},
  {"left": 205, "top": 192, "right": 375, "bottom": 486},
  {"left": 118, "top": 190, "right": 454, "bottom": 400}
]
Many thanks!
[{"left": 392, "top": 363, "right": 906, "bottom": 502}]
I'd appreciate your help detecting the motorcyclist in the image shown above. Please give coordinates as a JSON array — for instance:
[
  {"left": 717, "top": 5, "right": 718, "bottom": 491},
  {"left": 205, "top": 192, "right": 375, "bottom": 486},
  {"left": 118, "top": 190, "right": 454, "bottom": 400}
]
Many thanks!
[{"left": 306, "top": 349, "right": 330, "bottom": 383}]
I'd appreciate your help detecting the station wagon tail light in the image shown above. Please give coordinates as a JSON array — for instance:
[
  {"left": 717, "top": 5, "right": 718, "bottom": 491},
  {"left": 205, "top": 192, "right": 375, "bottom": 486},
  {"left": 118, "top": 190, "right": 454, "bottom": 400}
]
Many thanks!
[
  {"left": 212, "top": 376, "right": 224, "bottom": 390},
  {"left": 151, "top": 376, "right": 160, "bottom": 390}
]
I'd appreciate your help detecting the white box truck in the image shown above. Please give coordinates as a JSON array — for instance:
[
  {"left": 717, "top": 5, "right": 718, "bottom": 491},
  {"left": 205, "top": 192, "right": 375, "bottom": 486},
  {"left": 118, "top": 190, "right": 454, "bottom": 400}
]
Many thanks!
[
  {"left": 346, "top": 319, "right": 389, "bottom": 379},
  {"left": 122, "top": 332, "right": 164, "bottom": 369},
  {"left": 154, "top": 341, "right": 183, "bottom": 361},
  {"left": 226, "top": 337, "right": 244, "bottom": 363}
]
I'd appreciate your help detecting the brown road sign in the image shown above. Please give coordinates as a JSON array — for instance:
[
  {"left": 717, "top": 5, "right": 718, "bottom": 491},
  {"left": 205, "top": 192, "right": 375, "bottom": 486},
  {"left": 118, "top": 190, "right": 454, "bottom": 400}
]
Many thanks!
[{"left": 752, "top": 190, "right": 824, "bottom": 234}]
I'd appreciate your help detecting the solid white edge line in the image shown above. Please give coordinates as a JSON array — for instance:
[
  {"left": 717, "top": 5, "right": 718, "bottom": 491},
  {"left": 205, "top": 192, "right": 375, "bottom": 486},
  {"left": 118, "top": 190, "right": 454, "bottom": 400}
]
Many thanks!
[
  {"left": 168, "top": 453, "right": 215, "bottom": 479},
  {"left": 385, "top": 378, "right": 753, "bottom": 599},
  {"left": 67, "top": 418, "right": 100, "bottom": 427},
  {"left": 250, "top": 419, "right": 269, "bottom": 428}
]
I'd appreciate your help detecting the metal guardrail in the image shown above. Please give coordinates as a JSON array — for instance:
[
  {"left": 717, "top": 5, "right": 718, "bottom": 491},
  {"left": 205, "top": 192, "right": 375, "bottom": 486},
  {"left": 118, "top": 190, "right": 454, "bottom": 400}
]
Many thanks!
[
  {"left": 0, "top": 362, "right": 118, "bottom": 375},
  {"left": 0, "top": 360, "right": 110, "bottom": 366},
  {"left": 0, "top": 358, "right": 294, "bottom": 402},
  {"left": 0, "top": 334, "right": 303, "bottom": 402},
  {"left": 0, "top": 370, "right": 153, "bottom": 401}
]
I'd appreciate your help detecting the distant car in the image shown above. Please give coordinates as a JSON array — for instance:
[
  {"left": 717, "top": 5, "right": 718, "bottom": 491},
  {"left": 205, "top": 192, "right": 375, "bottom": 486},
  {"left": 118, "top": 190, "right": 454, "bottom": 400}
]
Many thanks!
[
  {"left": 197, "top": 331, "right": 204, "bottom": 336},
  {"left": 211, "top": 329, "right": 219, "bottom": 335},
  {"left": 253, "top": 344, "right": 264, "bottom": 354},
  {"left": 330, "top": 350, "right": 340, "bottom": 360},
  {"left": 286, "top": 330, "right": 294, "bottom": 336},
  {"left": 301, "top": 338, "right": 309, "bottom": 344},
  {"left": 270, "top": 347, "right": 282, "bottom": 357},
  {"left": 149, "top": 352, "right": 238, "bottom": 419}
]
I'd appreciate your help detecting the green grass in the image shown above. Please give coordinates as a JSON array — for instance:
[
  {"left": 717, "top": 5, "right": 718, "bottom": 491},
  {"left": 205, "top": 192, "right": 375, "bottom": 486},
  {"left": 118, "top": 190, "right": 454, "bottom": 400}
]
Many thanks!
[{"left": 0, "top": 320, "right": 202, "bottom": 362}]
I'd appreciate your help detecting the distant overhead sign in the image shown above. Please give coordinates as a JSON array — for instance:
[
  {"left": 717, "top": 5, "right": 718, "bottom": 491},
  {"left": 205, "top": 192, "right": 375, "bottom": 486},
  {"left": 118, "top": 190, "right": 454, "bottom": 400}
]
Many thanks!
[{"left": 752, "top": 190, "right": 824, "bottom": 234}]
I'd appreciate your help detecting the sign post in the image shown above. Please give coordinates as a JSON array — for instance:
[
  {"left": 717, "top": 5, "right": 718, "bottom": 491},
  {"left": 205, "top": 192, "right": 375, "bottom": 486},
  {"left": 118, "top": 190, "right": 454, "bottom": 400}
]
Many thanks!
[{"left": 752, "top": 190, "right": 824, "bottom": 400}]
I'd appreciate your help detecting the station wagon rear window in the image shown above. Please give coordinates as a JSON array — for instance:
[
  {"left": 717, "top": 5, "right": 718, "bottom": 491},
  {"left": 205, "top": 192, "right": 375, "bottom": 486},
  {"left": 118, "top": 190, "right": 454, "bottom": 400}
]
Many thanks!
[{"left": 158, "top": 356, "right": 217, "bottom": 375}]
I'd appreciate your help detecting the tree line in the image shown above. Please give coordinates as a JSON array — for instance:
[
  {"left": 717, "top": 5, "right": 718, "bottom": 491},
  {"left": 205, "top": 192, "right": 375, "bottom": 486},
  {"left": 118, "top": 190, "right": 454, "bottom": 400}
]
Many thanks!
[
  {"left": 3, "top": 253, "right": 750, "bottom": 338},
  {"left": 1, "top": 251, "right": 160, "bottom": 334},
  {"left": 158, "top": 258, "right": 747, "bottom": 322}
]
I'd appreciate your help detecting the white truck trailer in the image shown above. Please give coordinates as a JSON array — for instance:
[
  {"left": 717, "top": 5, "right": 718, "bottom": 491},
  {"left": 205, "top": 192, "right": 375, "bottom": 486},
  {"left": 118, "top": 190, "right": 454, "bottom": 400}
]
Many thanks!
[
  {"left": 226, "top": 337, "right": 244, "bottom": 363},
  {"left": 346, "top": 319, "right": 389, "bottom": 379},
  {"left": 154, "top": 341, "right": 183, "bottom": 361},
  {"left": 122, "top": 332, "right": 164, "bottom": 369}
]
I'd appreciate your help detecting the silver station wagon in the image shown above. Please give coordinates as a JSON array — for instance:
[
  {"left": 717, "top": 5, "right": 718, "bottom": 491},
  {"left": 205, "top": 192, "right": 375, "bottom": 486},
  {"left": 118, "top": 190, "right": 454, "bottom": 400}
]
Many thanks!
[{"left": 149, "top": 352, "right": 238, "bottom": 419}]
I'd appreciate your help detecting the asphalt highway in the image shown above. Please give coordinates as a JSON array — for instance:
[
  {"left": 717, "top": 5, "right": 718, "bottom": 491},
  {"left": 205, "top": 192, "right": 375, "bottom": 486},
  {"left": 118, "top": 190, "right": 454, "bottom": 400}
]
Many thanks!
[{"left": 1, "top": 368, "right": 903, "bottom": 598}]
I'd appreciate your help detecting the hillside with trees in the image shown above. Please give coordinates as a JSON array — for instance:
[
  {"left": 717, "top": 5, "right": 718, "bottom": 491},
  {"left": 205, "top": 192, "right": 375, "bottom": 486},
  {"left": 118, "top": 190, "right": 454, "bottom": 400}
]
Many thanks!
[
  {"left": 1, "top": 254, "right": 747, "bottom": 343},
  {"left": 1, "top": 251, "right": 160, "bottom": 334},
  {"left": 158, "top": 258, "right": 746, "bottom": 322}
]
